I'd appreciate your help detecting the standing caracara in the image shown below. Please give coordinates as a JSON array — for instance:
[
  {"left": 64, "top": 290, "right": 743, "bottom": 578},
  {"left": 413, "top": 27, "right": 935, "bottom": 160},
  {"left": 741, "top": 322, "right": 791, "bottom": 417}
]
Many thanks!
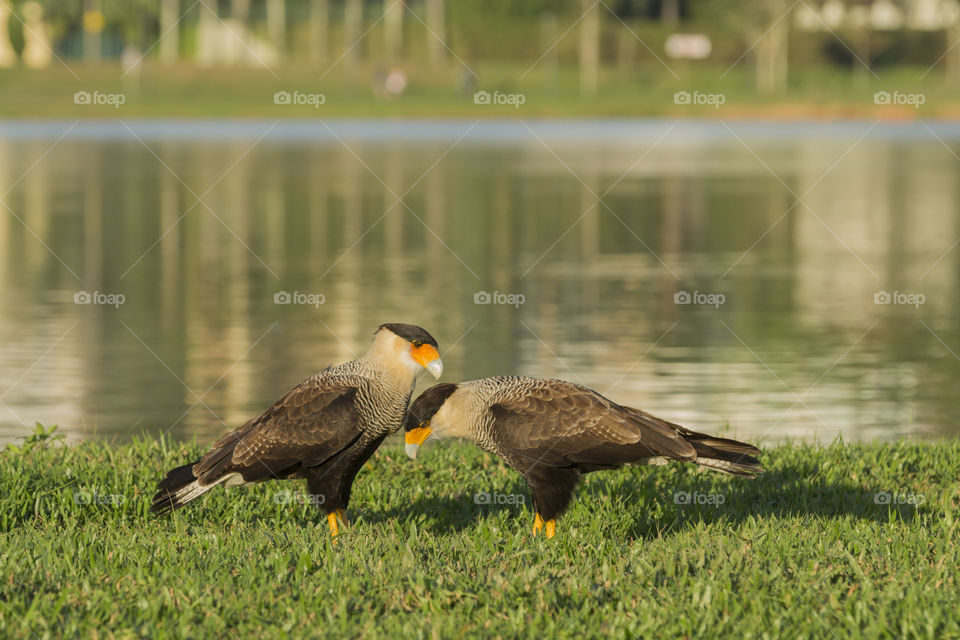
[
  {"left": 152, "top": 323, "right": 443, "bottom": 538},
  {"left": 404, "top": 377, "right": 762, "bottom": 538}
]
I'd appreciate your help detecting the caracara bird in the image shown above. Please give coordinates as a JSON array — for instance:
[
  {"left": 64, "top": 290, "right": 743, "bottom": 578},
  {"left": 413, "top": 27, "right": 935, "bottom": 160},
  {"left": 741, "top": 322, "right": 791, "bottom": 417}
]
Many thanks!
[
  {"left": 151, "top": 323, "right": 442, "bottom": 537},
  {"left": 404, "top": 377, "right": 763, "bottom": 538}
]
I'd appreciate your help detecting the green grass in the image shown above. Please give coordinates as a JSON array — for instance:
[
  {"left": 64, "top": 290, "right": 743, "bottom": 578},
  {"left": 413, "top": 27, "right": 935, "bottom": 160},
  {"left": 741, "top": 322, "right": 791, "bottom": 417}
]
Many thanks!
[
  {"left": 1, "top": 427, "right": 958, "bottom": 638},
  {"left": 2, "top": 63, "right": 960, "bottom": 119}
]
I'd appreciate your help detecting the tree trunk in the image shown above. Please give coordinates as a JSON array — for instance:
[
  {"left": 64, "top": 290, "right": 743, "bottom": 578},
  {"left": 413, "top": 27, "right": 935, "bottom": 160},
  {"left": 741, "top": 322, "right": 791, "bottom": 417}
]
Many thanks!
[
  {"left": 0, "top": 2, "right": 16, "bottom": 68},
  {"left": 310, "top": 0, "right": 329, "bottom": 64},
  {"left": 425, "top": 0, "right": 445, "bottom": 67},
  {"left": 344, "top": 0, "right": 363, "bottom": 65},
  {"left": 267, "top": 0, "right": 286, "bottom": 60},
  {"left": 948, "top": 18, "right": 960, "bottom": 81},
  {"left": 83, "top": 0, "right": 102, "bottom": 63},
  {"left": 232, "top": 0, "right": 251, "bottom": 21},
  {"left": 755, "top": 8, "right": 788, "bottom": 93},
  {"left": 661, "top": 0, "right": 679, "bottom": 25},
  {"left": 540, "top": 13, "right": 558, "bottom": 82},
  {"left": 579, "top": 0, "right": 599, "bottom": 96},
  {"left": 383, "top": 0, "right": 403, "bottom": 61},
  {"left": 159, "top": 0, "right": 179, "bottom": 64}
]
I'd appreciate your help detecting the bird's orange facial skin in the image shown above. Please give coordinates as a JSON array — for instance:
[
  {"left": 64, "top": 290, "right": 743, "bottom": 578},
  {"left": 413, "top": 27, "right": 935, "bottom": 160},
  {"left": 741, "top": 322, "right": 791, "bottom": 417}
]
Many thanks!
[
  {"left": 410, "top": 343, "right": 440, "bottom": 368},
  {"left": 405, "top": 425, "right": 432, "bottom": 446}
]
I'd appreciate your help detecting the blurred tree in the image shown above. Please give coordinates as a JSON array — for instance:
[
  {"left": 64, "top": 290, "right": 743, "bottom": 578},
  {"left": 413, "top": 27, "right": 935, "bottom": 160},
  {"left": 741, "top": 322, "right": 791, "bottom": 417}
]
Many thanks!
[
  {"left": 0, "top": 3, "right": 15, "bottom": 67},
  {"left": 425, "top": 0, "right": 446, "bottom": 67},
  {"left": 309, "top": 0, "right": 328, "bottom": 63},
  {"left": 266, "top": 0, "right": 285, "bottom": 58},
  {"left": 29, "top": 0, "right": 82, "bottom": 55},
  {"left": 159, "top": 0, "right": 178, "bottom": 63},
  {"left": 691, "top": 0, "right": 790, "bottom": 93},
  {"left": 344, "top": 0, "right": 362, "bottom": 64},
  {"left": 448, "top": 0, "right": 576, "bottom": 60},
  {"left": 383, "top": 0, "right": 402, "bottom": 60},
  {"left": 232, "top": 0, "right": 251, "bottom": 21},
  {"left": 579, "top": 0, "right": 599, "bottom": 95},
  {"left": 661, "top": 0, "right": 679, "bottom": 25},
  {"left": 82, "top": 0, "right": 102, "bottom": 62},
  {"left": 100, "top": 0, "right": 159, "bottom": 53}
]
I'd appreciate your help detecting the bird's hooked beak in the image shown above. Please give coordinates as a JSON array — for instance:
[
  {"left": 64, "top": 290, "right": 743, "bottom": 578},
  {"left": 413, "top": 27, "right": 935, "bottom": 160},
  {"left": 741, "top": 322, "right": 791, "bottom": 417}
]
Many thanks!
[
  {"left": 411, "top": 343, "right": 444, "bottom": 379},
  {"left": 404, "top": 423, "right": 432, "bottom": 459}
]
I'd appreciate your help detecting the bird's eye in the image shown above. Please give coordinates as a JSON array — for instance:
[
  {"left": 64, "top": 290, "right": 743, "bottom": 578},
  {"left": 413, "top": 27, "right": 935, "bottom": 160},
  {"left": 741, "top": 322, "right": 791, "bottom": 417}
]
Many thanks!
[{"left": 412, "top": 340, "right": 423, "bottom": 348}]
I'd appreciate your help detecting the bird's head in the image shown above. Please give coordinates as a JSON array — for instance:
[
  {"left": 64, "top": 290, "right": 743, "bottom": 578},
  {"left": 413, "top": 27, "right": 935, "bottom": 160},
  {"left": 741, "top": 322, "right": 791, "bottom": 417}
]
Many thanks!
[
  {"left": 375, "top": 323, "right": 443, "bottom": 379},
  {"left": 403, "top": 382, "right": 458, "bottom": 459}
]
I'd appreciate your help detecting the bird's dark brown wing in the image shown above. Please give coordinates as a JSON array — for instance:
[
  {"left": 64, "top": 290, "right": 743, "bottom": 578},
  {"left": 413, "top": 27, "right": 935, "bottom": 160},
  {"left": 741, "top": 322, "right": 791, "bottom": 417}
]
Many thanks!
[
  {"left": 192, "top": 373, "right": 367, "bottom": 484},
  {"left": 489, "top": 379, "right": 696, "bottom": 468}
]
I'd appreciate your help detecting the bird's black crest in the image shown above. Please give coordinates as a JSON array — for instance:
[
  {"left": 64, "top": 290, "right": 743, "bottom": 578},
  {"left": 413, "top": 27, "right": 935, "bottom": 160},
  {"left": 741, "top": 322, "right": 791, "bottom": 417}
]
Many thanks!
[
  {"left": 378, "top": 323, "right": 438, "bottom": 347},
  {"left": 405, "top": 383, "right": 458, "bottom": 431}
]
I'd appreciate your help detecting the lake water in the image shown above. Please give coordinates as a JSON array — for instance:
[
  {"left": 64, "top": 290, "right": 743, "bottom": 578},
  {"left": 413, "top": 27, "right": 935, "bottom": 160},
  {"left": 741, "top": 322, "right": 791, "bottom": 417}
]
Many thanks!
[{"left": 1, "top": 119, "right": 958, "bottom": 445}]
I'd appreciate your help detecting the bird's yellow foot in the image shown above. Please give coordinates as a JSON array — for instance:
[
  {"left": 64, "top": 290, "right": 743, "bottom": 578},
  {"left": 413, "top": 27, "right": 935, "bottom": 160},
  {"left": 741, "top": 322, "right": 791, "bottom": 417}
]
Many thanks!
[
  {"left": 532, "top": 513, "right": 556, "bottom": 538},
  {"left": 327, "top": 509, "right": 349, "bottom": 540}
]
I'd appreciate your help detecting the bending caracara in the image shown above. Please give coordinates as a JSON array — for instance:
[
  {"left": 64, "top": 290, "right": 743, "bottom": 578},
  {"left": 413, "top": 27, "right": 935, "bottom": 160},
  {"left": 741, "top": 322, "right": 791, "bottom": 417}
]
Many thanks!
[
  {"left": 404, "top": 377, "right": 762, "bottom": 538},
  {"left": 152, "top": 323, "right": 442, "bottom": 537}
]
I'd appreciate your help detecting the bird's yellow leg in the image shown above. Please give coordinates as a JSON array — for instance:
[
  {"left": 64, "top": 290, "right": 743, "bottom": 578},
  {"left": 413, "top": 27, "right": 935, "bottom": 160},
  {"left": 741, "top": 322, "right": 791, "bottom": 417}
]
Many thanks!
[
  {"left": 327, "top": 512, "right": 341, "bottom": 539},
  {"left": 533, "top": 512, "right": 544, "bottom": 535},
  {"left": 545, "top": 519, "right": 556, "bottom": 539}
]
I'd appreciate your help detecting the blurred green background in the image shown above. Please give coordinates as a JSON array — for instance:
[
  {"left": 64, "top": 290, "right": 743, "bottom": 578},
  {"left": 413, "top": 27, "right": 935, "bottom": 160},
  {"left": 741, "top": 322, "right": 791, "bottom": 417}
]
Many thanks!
[
  {"left": 1, "top": 2, "right": 959, "bottom": 446},
  {"left": 1, "top": 0, "right": 960, "bottom": 117}
]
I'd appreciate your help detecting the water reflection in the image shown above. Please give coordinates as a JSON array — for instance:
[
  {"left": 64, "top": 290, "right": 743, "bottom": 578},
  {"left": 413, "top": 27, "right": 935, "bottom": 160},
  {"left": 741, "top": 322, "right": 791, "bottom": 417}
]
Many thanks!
[{"left": 0, "top": 120, "right": 957, "bottom": 445}]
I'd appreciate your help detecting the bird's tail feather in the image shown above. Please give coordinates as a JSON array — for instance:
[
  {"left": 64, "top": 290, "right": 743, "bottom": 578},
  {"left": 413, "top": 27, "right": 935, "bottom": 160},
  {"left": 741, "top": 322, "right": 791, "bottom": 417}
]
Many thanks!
[
  {"left": 151, "top": 462, "right": 214, "bottom": 514},
  {"left": 678, "top": 428, "right": 764, "bottom": 477}
]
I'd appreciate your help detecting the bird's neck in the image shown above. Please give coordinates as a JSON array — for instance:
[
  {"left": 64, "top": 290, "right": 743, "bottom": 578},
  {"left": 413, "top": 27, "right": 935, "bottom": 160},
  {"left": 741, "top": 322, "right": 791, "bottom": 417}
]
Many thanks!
[{"left": 358, "top": 331, "right": 421, "bottom": 388}]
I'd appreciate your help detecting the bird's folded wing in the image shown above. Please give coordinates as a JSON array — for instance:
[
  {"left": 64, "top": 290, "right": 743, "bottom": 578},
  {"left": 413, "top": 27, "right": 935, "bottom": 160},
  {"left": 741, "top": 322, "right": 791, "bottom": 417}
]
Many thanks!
[
  {"left": 489, "top": 380, "right": 695, "bottom": 465},
  {"left": 195, "top": 373, "right": 367, "bottom": 479}
]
